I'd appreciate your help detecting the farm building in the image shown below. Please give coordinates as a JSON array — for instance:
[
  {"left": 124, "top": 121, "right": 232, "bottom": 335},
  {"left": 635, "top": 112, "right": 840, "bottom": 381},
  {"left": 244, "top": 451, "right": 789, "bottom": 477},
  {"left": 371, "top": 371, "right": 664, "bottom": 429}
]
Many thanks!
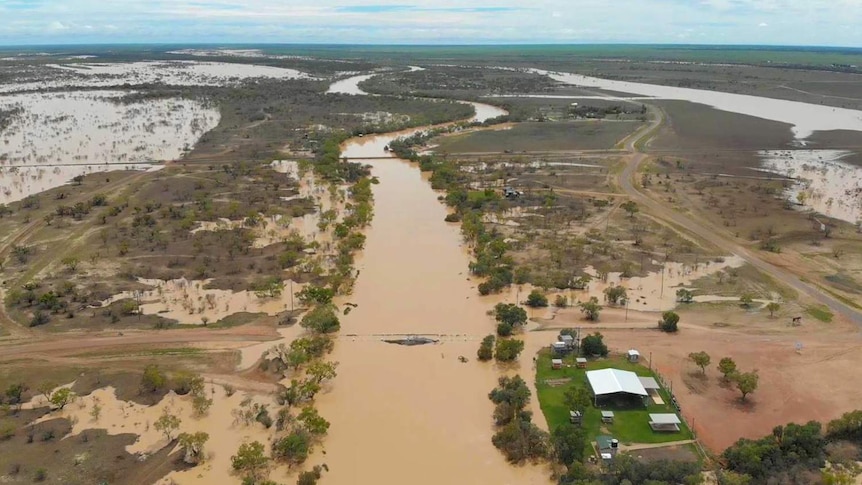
[
  {"left": 649, "top": 413, "right": 682, "bottom": 432},
  {"left": 627, "top": 349, "right": 640, "bottom": 362},
  {"left": 586, "top": 368, "right": 648, "bottom": 406}
]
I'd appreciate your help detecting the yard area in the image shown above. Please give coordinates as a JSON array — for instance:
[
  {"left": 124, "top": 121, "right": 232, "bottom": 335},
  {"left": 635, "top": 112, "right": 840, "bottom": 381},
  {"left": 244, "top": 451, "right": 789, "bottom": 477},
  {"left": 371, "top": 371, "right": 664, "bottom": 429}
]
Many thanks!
[{"left": 535, "top": 350, "right": 694, "bottom": 445}]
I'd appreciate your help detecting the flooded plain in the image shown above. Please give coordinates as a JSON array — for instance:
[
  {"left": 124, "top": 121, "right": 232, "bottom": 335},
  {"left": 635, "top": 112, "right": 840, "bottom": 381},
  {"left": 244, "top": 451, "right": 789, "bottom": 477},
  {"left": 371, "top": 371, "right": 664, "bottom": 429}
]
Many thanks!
[
  {"left": 0, "top": 90, "right": 219, "bottom": 203},
  {"left": 0, "top": 61, "right": 311, "bottom": 94},
  {"left": 758, "top": 150, "right": 862, "bottom": 224},
  {"left": 533, "top": 69, "right": 862, "bottom": 139}
]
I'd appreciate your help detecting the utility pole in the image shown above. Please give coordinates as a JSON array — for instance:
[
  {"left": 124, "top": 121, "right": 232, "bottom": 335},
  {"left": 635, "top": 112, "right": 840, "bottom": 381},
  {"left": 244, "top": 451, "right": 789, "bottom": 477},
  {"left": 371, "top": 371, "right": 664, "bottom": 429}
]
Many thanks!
[{"left": 290, "top": 280, "right": 295, "bottom": 313}]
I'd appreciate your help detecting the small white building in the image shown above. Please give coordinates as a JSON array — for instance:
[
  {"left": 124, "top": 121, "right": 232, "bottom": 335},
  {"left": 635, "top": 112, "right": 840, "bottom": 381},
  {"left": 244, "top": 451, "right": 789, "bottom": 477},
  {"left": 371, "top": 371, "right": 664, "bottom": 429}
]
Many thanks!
[{"left": 627, "top": 349, "right": 640, "bottom": 363}]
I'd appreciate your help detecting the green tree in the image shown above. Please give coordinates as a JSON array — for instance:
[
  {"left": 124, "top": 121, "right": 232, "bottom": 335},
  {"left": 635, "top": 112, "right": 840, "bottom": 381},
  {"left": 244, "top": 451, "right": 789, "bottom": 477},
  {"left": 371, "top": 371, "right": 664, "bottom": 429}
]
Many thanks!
[
  {"left": 621, "top": 200, "right": 639, "bottom": 218},
  {"left": 231, "top": 441, "right": 269, "bottom": 480},
  {"left": 297, "top": 465, "right": 325, "bottom": 485},
  {"left": 563, "top": 386, "right": 592, "bottom": 418},
  {"left": 578, "top": 297, "right": 602, "bottom": 321},
  {"left": 177, "top": 431, "right": 209, "bottom": 465},
  {"left": 300, "top": 305, "right": 340, "bottom": 334},
  {"left": 4, "top": 383, "right": 27, "bottom": 406},
  {"left": 551, "top": 425, "right": 587, "bottom": 465},
  {"left": 61, "top": 256, "right": 80, "bottom": 272},
  {"left": 603, "top": 285, "right": 627, "bottom": 305},
  {"left": 658, "top": 311, "right": 680, "bottom": 332},
  {"left": 689, "top": 351, "right": 711, "bottom": 375},
  {"left": 37, "top": 381, "right": 57, "bottom": 403},
  {"left": 554, "top": 295, "right": 568, "bottom": 308},
  {"left": 740, "top": 293, "right": 755, "bottom": 308},
  {"left": 141, "top": 364, "right": 167, "bottom": 393},
  {"left": 581, "top": 332, "right": 609, "bottom": 357},
  {"left": 766, "top": 302, "right": 780, "bottom": 317},
  {"left": 718, "top": 357, "right": 738, "bottom": 380},
  {"left": 493, "top": 303, "right": 527, "bottom": 327},
  {"left": 676, "top": 288, "right": 694, "bottom": 303},
  {"left": 491, "top": 419, "right": 550, "bottom": 463},
  {"left": 154, "top": 410, "right": 181, "bottom": 441},
  {"left": 525, "top": 289, "right": 548, "bottom": 308},
  {"left": 272, "top": 430, "right": 311, "bottom": 468},
  {"left": 494, "top": 338, "right": 525, "bottom": 362},
  {"left": 734, "top": 371, "right": 759, "bottom": 401},
  {"left": 305, "top": 361, "right": 338, "bottom": 385},
  {"left": 477, "top": 335, "right": 495, "bottom": 361},
  {"left": 49, "top": 388, "right": 75, "bottom": 410},
  {"left": 488, "top": 375, "right": 531, "bottom": 411},
  {"left": 297, "top": 406, "right": 330, "bottom": 436},
  {"left": 193, "top": 394, "right": 214, "bottom": 417},
  {"left": 295, "top": 285, "right": 334, "bottom": 306},
  {"left": 253, "top": 277, "right": 284, "bottom": 298}
]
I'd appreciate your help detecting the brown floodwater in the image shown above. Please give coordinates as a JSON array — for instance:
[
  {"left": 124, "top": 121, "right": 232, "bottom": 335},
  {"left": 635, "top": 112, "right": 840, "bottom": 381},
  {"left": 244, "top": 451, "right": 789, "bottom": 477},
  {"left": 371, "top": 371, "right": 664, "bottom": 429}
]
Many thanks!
[{"left": 311, "top": 133, "right": 549, "bottom": 484}]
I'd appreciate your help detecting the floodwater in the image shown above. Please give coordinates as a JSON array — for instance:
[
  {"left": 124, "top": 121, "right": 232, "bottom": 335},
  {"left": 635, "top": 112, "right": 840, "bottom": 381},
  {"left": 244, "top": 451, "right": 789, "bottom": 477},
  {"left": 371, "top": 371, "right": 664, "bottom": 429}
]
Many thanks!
[
  {"left": 0, "top": 90, "right": 219, "bottom": 204},
  {"left": 533, "top": 69, "right": 862, "bottom": 139},
  {"left": 310, "top": 125, "right": 549, "bottom": 484},
  {"left": 102, "top": 277, "right": 304, "bottom": 326},
  {"left": 1, "top": 61, "right": 311, "bottom": 93},
  {"left": 758, "top": 150, "right": 862, "bottom": 224},
  {"left": 327, "top": 73, "right": 376, "bottom": 95}
]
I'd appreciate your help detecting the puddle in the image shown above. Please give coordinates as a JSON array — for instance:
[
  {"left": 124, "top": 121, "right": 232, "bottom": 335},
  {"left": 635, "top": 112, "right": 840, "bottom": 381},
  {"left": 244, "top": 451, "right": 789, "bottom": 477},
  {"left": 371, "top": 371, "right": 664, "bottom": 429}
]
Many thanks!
[
  {"left": 0, "top": 90, "right": 219, "bottom": 203},
  {"left": 1, "top": 61, "right": 311, "bottom": 93},
  {"left": 758, "top": 150, "right": 862, "bottom": 224},
  {"left": 101, "top": 277, "right": 304, "bottom": 325},
  {"left": 533, "top": 69, "right": 862, "bottom": 139}
]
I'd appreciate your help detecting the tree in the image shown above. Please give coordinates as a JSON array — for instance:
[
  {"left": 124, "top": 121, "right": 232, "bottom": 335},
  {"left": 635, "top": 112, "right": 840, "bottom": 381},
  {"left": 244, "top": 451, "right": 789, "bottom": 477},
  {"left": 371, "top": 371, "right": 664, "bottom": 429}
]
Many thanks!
[
  {"left": 494, "top": 303, "right": 527, "bottom": 327},
  {"left": 295, "top": 285, "right": 334, "bottom": 306},
  {"left": 231, "top": 441, "right": 269, "bottom": 480},
  {"left": 60, "top": 256, "right": 79, "bottom": 272},
  {"left": 496, "top": 322, "right": 513, "bottom": 337},
  {"left": 272, "top": 430, "right": 311, "bottom": 468},
  {"left": 491, "top": 419, "right": 550, "bottom": 463},
  {"left": 689, "top": 351, "right": 711, "bottom": 375},
  {"left": 37, "top": 381, "right": 57, "bottom": 403},
  {"left": 676, "top": 288, "right": 694, "bottom": 303},
  {"left": 192, "top": 394, "right": 214, "bottom": 417},
  {"left": 299, "top": 305, "right": 340, "bottom": 334},
  {"left": 766, "top": 302, "right": 780, "bottom": 317},
  {"left": 525, "top": 289, "right": 548, "bottom": 308},
  {"left": 253, "top": 277, "right": 284, "bottom": 298},
  {"left": 658, "top": 311, "right": 680, "bottom": 332},
  {"left": 177, "top": 432, "right": 209, "bottom": 465},
  {"left": 603, "top": 286, "right": 627, "bottom": 305},
  {"left": 734, "top": 371, "right": 759, "bottom": 401},
  {"left": 740, "top": 293, "right": 755, "bottom": 308},
  {"left": 552, "top": 425, "right": 587, "bottom": 465},
  {"left": 718, "top": 357, "right": 738, "bottom": 380},
  {"left": 305, "top": 361, "right": 338, "bottom": 385},
  {"left": 172, "top": 371, "right": 205, "bottom": 395},
  {"left": 477, "top": 335, "right": 495, "bottom": 361},
  {"left": 494, "top": 338, "right": 525, "bottom": 362},
  {"left": 563, "top": 386, "right": 592, "bottom": 418},
  {"left": 578, "top": 297, "right": 602, "bottom": 321},
  {"left": 488, "top": 375, "right": 531, "bottom": 412},
  {"left": 49, "top": 388, "right": 75, "bottom": 410},
  {"left": 297, "top": 406, "right": 330, "bottom": 436},
  {"left": 141, "top": 364, "right": 167, "bottom": 393},
  {"left": 621, "top": 200, "right": 639, "bottom": 218},
  {"left": 4, "top": 383, "right": 27, "bottom": 406},
  {"left": 581, "top": 332, "right": 608, "bottom": 357},
  {"left": 154, "top": 410, "right": 181, "bottom": 441}
]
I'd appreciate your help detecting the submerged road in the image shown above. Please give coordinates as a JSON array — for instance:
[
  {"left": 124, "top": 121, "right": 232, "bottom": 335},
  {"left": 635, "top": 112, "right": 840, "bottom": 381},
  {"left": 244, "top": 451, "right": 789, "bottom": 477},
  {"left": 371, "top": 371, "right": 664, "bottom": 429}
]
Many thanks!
[{"left": 620, "top": 107, "right": 862, "bottom": 325}]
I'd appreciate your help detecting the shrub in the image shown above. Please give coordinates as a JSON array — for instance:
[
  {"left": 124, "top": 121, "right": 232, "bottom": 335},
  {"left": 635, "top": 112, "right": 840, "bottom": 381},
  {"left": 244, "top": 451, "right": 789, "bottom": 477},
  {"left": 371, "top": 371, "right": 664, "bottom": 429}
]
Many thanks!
[
  {"left": 477, "top": 335, "right": 495, "bottom": 361},
  {"left": 658, "top": 311, "right": 680, "bottom": 332},
  {"left": 525, "top": 289, "right": 548, "bottom": 308},
  {"left": 581, "top": 332, "right": 608, "bottom": 357},
  {"left": 494, "top": 338, "right": 525, "bottom": 362}
]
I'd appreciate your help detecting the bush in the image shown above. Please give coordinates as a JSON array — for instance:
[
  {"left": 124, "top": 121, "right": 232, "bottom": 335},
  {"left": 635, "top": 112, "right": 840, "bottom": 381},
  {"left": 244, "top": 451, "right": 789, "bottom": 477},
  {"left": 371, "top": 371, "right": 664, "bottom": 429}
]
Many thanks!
[
  {"left": 477, "top": 335, "right": 495, "bottom": 361},
  {"left": 33, "top": 468, "right": 47, "bottom": 482},
  {"left": 496, "top": 322, "right": 513, "bottom": 337},
  {"left": 444, "top": 213, "right": 461, "bottom": 222},
  {"left": 494, "top": 303, "right": 527, "bottom": 327},
  {"left": 491, "top": 419, "right": 549, "bottom": 463},
  {"left": 300, "top": 305, "right": 340, "bottom": 334},
  {"left": 29, "top": 310, "right": 50, "bottom": 327},
  {"left": 525, "top": 289, "right": 548, "bottom": 308}
]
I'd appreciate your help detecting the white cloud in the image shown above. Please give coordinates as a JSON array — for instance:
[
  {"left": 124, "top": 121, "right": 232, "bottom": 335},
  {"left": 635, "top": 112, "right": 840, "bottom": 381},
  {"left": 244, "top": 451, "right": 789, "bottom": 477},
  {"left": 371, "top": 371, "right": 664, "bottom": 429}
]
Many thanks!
[{"left": 759, "top": 22, "right": 769, "bottom": 27}]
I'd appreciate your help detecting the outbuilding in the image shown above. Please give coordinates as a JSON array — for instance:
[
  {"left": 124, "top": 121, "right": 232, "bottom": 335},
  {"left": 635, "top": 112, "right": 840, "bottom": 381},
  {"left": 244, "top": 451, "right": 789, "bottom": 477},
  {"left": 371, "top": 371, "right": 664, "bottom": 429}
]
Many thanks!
[
  {"left": 551, "top": 358, "right": 563, "bottom": 369},
  {"left": 649, "top": 413, "right": 682, "bottom": 432},
  {"left": 627, "top": 349, "right": 640, "bottom": 363},
  {"left": 586, "top": 368, "right": 648, "bottom": 406}
]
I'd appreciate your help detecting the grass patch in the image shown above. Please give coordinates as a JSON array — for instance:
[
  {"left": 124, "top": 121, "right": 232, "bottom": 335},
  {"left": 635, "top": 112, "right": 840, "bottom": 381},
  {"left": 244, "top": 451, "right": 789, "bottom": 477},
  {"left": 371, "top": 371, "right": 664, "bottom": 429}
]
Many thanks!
[
  {"left": 535, "top": 350, "right": 693, "bottom": 448},
  {"left": 806, "top": 304, "right": 834, "bottom": 323},
  {"left": 71, "top": 347, "right": 204, "bottom": 358},
  {"left": 434, "top": 121, "right": 642, "bottom": 153}
]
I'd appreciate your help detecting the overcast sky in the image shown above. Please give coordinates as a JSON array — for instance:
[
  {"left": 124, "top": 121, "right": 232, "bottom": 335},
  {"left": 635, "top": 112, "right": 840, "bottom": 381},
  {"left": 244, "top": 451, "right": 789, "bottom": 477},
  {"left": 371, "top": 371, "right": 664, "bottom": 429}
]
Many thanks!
[{"left": 1, "top": 0, "right": 861, "bottom": 46}]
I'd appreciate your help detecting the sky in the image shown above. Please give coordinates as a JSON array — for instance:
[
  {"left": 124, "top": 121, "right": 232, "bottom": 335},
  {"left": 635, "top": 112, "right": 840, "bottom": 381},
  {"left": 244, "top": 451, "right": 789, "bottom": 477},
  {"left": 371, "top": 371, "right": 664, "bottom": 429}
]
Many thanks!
[{"left": 1, "top": 0, "right": 861, "bottom": 46}]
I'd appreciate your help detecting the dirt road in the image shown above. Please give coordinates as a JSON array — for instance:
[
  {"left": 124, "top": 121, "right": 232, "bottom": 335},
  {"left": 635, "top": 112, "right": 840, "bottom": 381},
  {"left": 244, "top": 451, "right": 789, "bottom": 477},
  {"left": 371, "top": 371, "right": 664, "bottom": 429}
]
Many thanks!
[{"left": 620, "top": 107, "right": 862, "bottom": 325}]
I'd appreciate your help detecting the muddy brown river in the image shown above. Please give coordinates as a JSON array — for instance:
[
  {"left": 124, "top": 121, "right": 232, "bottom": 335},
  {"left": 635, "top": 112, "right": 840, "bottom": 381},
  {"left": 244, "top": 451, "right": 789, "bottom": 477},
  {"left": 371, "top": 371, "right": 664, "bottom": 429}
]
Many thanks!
[{"left": 312, "top": 105, "right": 550, "bottom": 484}]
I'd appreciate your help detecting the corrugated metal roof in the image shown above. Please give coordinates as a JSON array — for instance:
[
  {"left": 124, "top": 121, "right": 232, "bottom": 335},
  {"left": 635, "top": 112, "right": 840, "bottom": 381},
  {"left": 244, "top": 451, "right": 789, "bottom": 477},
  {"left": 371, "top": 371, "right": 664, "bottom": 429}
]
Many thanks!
[
  {"left": 639, "top": 376, "right": 660, "bottom": 390},
  {"left": 586, "top": 368, "right": 648, "bottom": 396}
]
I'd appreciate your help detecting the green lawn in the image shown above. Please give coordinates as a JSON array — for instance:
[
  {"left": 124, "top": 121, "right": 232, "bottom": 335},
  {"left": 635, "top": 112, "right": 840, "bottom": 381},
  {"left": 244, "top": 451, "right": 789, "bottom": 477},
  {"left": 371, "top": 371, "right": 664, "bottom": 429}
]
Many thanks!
[{"left": 535, "top": 350, "right": 693, "bottom": 446}]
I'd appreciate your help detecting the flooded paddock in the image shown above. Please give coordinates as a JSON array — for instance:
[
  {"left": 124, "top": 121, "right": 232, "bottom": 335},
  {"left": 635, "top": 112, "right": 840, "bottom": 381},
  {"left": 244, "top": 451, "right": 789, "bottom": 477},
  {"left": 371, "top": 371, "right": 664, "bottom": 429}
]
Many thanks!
[
  {"left": 0, "top": 90, "right": 219, "bottom": 203},
  {"left": 758, "top": 150, "right": 862, "bottom": 224}
]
